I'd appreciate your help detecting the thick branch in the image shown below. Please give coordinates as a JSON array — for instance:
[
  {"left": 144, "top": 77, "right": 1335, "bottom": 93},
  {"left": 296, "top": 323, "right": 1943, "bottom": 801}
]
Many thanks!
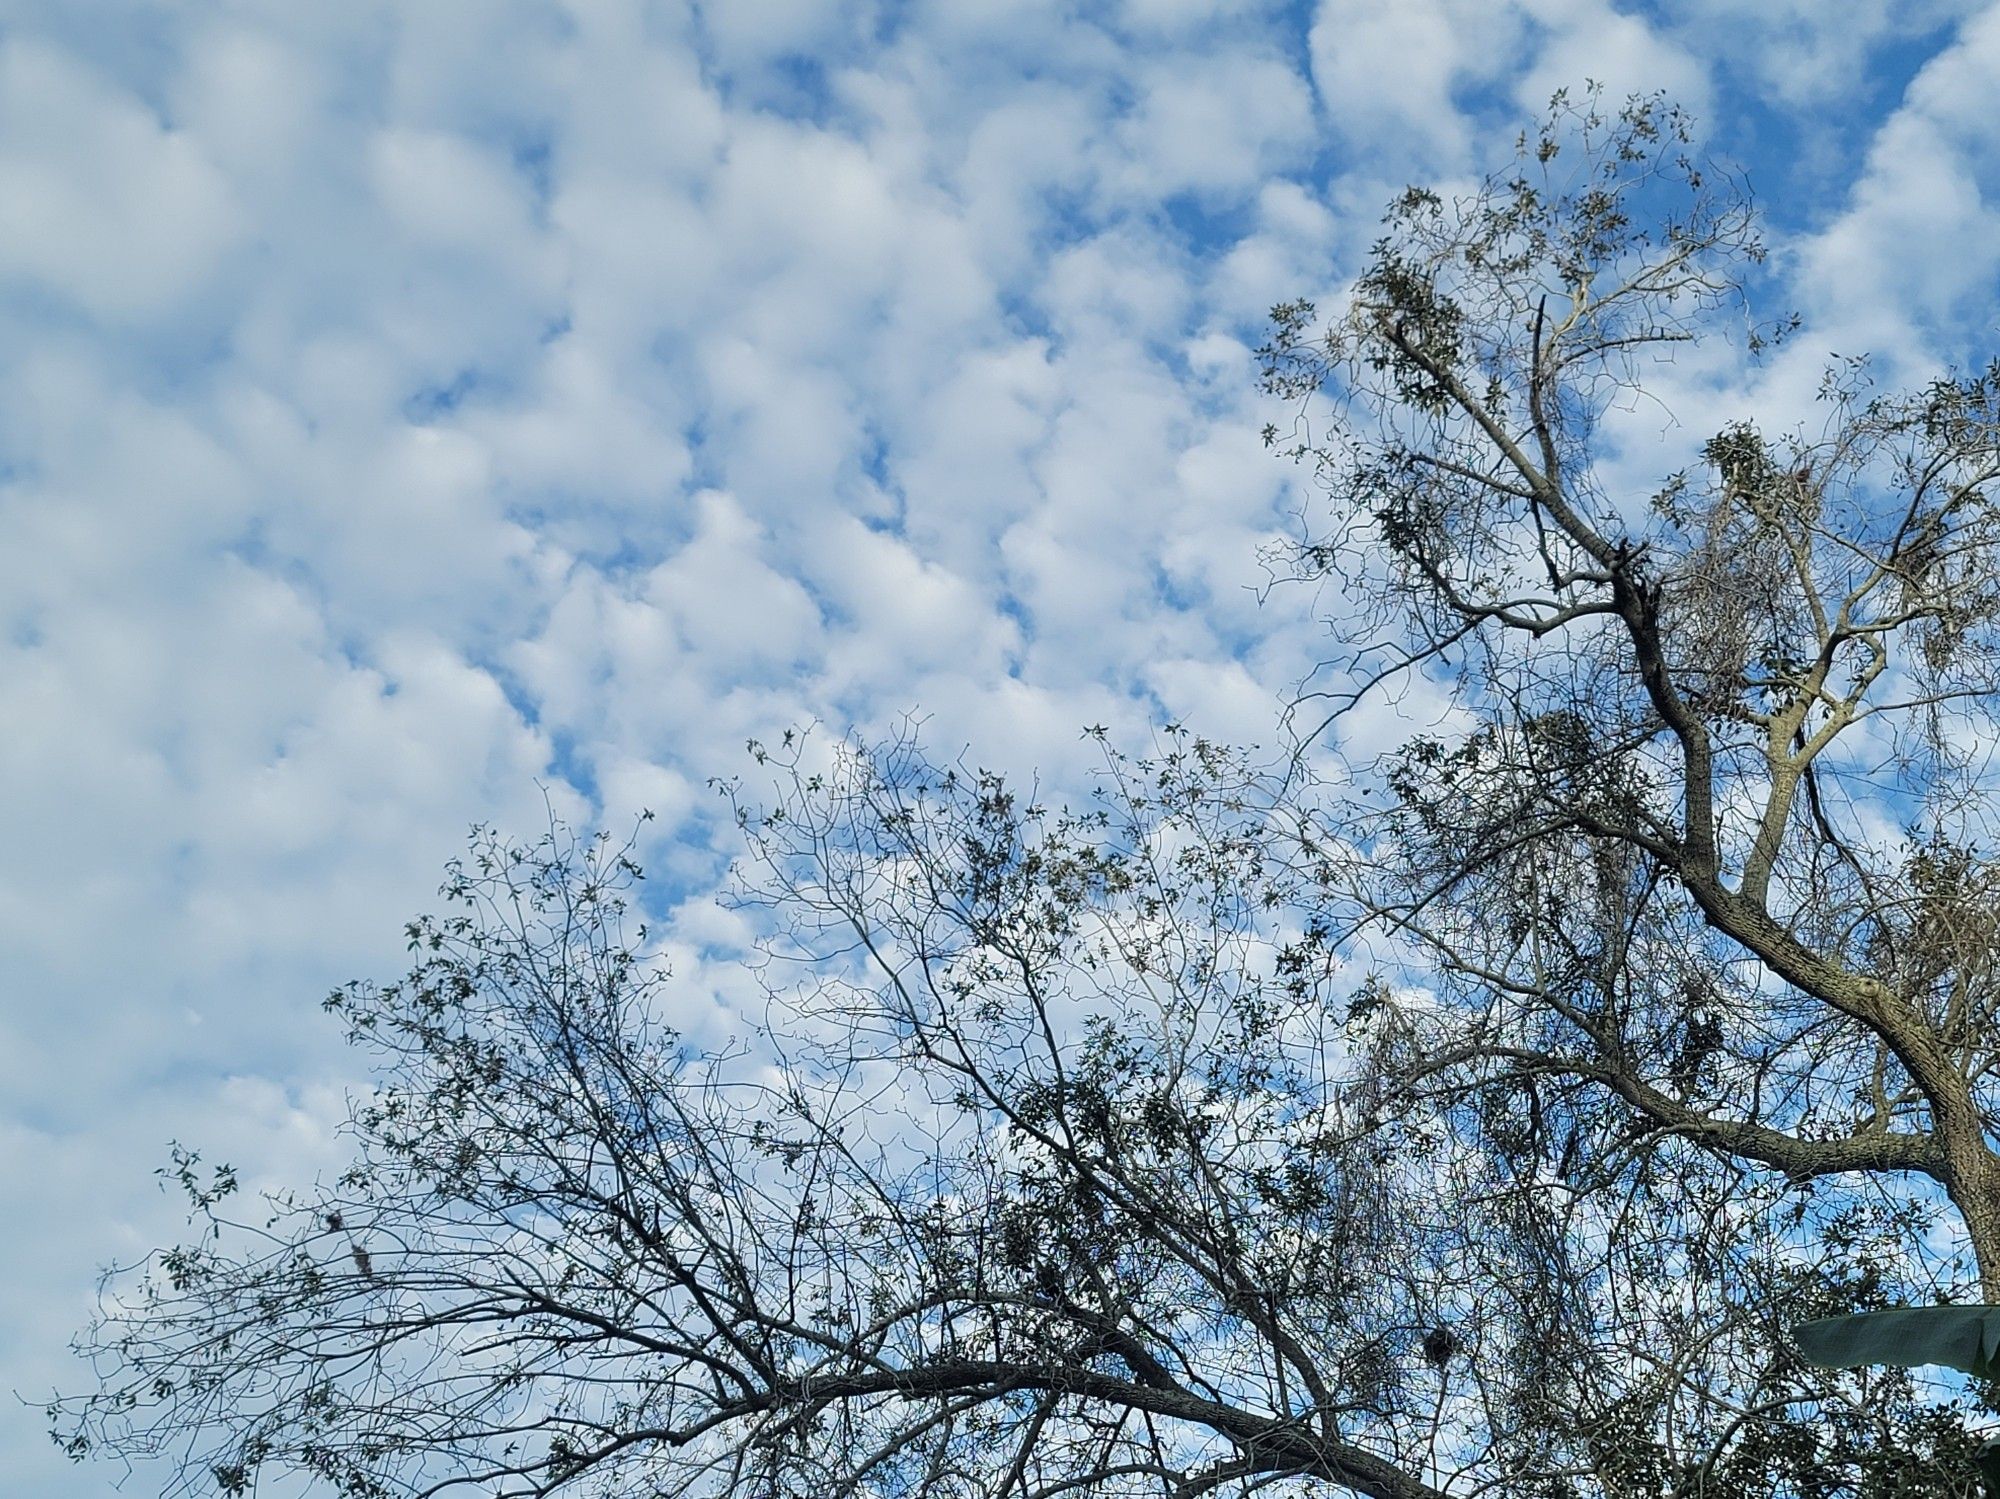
[{"left": 702, "top": 1359, "right": 1452, "bottom": 1499}]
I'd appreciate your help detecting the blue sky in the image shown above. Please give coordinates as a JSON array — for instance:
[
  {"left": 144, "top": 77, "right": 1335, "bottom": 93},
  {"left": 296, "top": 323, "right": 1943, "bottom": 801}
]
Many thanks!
[{"left": 3, "top": 0, "right": 1999, "bottom": 1491}]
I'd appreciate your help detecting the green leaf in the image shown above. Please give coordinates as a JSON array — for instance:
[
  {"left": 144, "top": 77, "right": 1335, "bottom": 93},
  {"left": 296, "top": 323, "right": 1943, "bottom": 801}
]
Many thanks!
[
  {"left": 1980, "top": 1438, "right": 2000, "bottom": 1494},
  {"left": 1792, "top": 1305, "right": 2000, "bottom": 1378}
]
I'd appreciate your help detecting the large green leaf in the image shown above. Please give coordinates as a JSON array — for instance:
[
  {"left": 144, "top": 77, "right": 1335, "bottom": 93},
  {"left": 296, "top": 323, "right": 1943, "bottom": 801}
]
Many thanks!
[
  {"left": 1792, "top": 1305, "right": 2000, "bottom": 1378},
  {"left": 1793, "top": 1307, "right": 2000, "bottom": 1497}
]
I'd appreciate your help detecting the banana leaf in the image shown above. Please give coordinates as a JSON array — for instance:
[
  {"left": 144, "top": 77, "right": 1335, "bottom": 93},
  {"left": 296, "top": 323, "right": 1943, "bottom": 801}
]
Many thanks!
[
  {"left": 1792, "top": 1307, "right": 2000, "bottom": 1495},
  {"left": 1793, "top": 1305, "right": 2000, "bottom": 1378}
]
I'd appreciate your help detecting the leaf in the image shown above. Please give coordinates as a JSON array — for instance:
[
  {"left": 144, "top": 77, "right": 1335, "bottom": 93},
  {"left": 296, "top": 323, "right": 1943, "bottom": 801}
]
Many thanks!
[{"left": 1792, "top": 1305, "right": 2000, "bottom": 1378}]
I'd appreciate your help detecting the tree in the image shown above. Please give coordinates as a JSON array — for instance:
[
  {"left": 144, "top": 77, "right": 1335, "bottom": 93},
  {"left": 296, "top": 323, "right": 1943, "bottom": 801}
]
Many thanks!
[
  {"left": 58, "top": 760, "right": 1484, "bottom": 1499},
  {"left": 1254, "top": 84, "right": 2000, "bottom": 1490},
  {"left": 52, "top": 89, "right": 2000, "bottom": 1497}
]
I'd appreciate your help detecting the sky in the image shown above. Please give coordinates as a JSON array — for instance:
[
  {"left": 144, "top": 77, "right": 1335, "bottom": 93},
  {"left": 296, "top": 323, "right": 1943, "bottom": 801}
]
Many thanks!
[{"left": 3, "top": 0, "right": 2000, "bottom": 1491}]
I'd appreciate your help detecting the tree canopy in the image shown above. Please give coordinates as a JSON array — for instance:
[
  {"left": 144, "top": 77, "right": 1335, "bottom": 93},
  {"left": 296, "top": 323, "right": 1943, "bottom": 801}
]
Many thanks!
[{"left": 54, "top": 88, "right": 2000, "bottom": 1499}]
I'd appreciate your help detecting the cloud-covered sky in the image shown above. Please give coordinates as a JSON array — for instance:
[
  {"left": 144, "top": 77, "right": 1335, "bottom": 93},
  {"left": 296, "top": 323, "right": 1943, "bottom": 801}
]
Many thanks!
[{"left": 4, "top": 0, "right": 1997, "bottom": 1489}]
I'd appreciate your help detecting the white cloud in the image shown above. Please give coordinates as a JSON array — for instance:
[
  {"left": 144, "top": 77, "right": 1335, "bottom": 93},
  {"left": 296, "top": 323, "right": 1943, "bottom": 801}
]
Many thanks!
[
  {"left": 1308, "top": 0, "right": 1704, "bottom": 175},
  {"left": 887, "top": 337, "right": 1062, "bottom": 565},
  {"left": 1792, "top": 3, "right": 2000, "bottom": 363},
  {"left": 642, "top": 491, "right": 825, "bottom": 675},
  {"left": 369, "top": 127, "right": 544, "bottom": 254},
  {"left": 1207, "top": 179, "right": 1342, "bottom": 323},
  {"left": 809, "top": 516, "right": 1022, "bottom": 679},
  {"left": 0, "top": 40, "right": 243, "bottom": 322},
  {"left": 1510, "top": 0, "right": 1709, "bottom": 120},
  {"left": 1119, "top": 0, "right": 1282, "bottom": 33},
  {"left": 1308, "top": 0, "right": 1524, "bottom": 168},
  {"left": 1658, "top": 0, "right": 1983, "bottom": 107},
  {"left": 1106, "top": 50, "right": 1315, "bottom": 202},
  {"left": 168, "top": 25, "right": 329, "bottom": 187},
  {"left": 695, "top": 0, "right": 861, "bottom": 72}
]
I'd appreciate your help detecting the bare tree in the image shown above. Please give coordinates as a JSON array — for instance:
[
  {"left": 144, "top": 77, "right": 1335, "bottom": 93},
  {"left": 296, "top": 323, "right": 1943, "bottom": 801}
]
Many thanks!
[
  {"left": 53, "top": 754, "right": 1495, "bottom": 1499},
  {"left": 52, "top": 89, "right": 2000, "bottom": 1498}
]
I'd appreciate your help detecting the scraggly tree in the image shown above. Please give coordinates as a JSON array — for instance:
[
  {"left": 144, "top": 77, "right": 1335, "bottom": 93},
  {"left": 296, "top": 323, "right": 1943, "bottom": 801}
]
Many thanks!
[
  {"left": 1257, "top": 85, "right": 2000, "bottom": 1491},
  {"left": 52, "top": 770, "right": 1488, "bottom": 1499},
  {"left": 52, "top": 90, "right": 2000, "bottom": 1499}
]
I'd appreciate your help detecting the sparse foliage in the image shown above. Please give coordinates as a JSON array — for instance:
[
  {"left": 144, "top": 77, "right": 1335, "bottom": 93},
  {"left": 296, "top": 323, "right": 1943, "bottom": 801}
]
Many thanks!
[
  {"left": 56, "top": 751, "right": 1487, "bottom": 1499},
  {"left": 1256, "top": 83, "right": 2000, "bottom": 1491}
]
